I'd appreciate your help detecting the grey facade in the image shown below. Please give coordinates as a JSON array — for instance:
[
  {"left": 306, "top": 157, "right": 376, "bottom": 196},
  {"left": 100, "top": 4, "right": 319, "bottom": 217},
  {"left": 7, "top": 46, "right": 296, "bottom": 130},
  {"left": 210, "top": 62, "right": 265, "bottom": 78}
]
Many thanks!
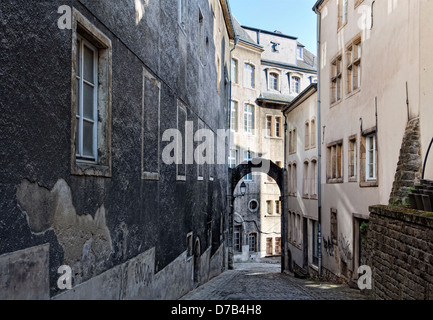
[{"left": 0, "top": 0, "right": 234, "bottom": 299}]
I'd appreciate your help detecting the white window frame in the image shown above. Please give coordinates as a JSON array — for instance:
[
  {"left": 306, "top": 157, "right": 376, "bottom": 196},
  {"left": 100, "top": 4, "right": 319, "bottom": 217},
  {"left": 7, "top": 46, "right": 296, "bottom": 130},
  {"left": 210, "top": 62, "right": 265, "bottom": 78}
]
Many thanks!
[
  {"left": 231, "top": 58, "right": 238, "bottom": 84},
  {"left": 275, "top": 116, "right": 282, "bottom": 138},
  {"left": 265, "top": 114, "right": 273, "bottom": 137},
  {"left": 244, "top": 150, "right": 253, "bottom": 181},
  {"left": 269, "top": 72, "right": 279, "bottom": 91},
  {"left": 228, "top": 149, "right": 237, "bottom": 169},
  {"left": 297, "top": 46, "right": 304, "bottom": 60},
  {"left": 230, "top": 100, "right": 238, "bottom": 132},
  {"left": 75, "top": 35, "right": 98, "bottom": 163},
  {"left": 292, "top": 76, "right": 301, "bottom": 94},
  {"left": 244, "top": 63, "right": 255, "bottom": 88},
  {"left": 244, "top": 104, "right": 255, "bottom": 134},
  {"left": 366, "top": 134, "right": 376, "bottom": 181}
]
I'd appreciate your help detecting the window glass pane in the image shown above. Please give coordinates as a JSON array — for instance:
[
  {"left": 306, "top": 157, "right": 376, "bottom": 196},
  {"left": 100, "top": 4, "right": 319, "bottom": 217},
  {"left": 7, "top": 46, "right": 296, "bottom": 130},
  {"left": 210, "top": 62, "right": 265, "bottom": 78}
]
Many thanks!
[
  {"left": 83, "top": 120, "right": 94, "bottom": 157},
  {"left": 76, "top": 79, "right": 80, "bottom": 116},
  {"left": 83, "top": 83, "right": 94, "bottom": 119},
  {"left": 75, "top": 117, "right": 80, "bottom": 155},
  {"left": 83, "top": 45, "right": 94, "bottom": 83},
  {"left": 77, "top": 40, "right": 81, "bottom": 78}
]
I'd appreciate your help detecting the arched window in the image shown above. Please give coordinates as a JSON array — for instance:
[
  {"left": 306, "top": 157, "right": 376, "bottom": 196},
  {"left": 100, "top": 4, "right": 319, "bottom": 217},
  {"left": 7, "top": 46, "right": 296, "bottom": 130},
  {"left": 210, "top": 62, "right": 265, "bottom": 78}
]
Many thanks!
[{"left": 303, "top": 161, "right": 309, "bottom": 197}]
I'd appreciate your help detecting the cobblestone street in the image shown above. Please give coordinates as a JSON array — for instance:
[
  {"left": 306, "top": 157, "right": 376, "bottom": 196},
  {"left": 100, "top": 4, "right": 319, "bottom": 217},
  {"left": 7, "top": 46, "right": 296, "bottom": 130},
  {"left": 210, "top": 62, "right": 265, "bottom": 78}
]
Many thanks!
[{"left": 181, "top": 263, "right": 367, "bottom": 300}]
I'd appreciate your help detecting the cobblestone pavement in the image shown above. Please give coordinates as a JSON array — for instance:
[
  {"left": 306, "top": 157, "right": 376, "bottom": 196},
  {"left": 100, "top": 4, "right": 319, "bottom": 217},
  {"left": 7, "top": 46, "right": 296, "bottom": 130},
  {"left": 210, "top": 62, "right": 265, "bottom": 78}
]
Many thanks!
[{"left": 180, "top": 263, "right": 367, "bottom": 300}]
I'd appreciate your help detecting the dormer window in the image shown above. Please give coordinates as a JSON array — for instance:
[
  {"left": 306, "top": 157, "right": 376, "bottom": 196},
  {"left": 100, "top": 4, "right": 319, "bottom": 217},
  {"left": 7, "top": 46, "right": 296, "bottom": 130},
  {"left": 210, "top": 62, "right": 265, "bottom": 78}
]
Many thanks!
[{"left": 297, "top": 46, "right": 304, "bottom": 60}]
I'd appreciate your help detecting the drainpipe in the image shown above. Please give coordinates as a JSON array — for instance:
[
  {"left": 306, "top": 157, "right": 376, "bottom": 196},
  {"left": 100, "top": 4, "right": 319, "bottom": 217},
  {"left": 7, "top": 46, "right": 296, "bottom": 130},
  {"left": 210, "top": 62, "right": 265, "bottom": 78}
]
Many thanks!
[
  {"left": 228, "top": 35, "right": 240, "bottom": 270},
  {"left": 313, "top": 4, "right": 323, "bottom": 278},
  {"left": 281, "top": 114, "right": 288, "bottom": 273}
]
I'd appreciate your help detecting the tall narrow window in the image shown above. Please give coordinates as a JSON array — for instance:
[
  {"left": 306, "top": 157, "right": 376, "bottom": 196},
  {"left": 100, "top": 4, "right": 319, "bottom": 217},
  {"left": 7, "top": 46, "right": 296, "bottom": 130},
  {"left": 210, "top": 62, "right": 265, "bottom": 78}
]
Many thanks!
[
  {"left": 312, "top": 220, "right": 319, "bottom": 265},
  {"left": 234, "top": 226, "right": 241, "bottom": 252},
  {"left": 331, "top": 55, "right": 343, "bottom": 103},
  {"left": 327, "top": 141, "right": 343, "bottom": 182},
  {"left": 287, "top": 164, "right": 292, "bottom": 194},
  {"left": 292, "top": 76, "right": 300, "bottom": 94},
  {"left": 338, "top": 0, "right": 348, "bottom": 29},
  {"left": 244, "top": 63, "right": 255, "bottom": 88},
  {"left": 269, "top": 73, "right": 279, "bottom": 91},
  {"left": 231, "top": 58, "right": 238, "bottom": 84},
  {"left": 310, "top": 159, "right": 318, "bottom": 197},
  {"left": 349, "top": 137, "right": 357, "bottom": 180},
  {"left": 266, "top": 115, "right": 273, "bottom": 137},
  {"left": 275, "top": 200, "right": 281, "bottom": 215},
  {"left": 310, "top": 119, "right": 316, "bottom": 148},
  {"left": 275, "top": 237, "right": 282, "bottom": 255},
  {"left": 248, "top": 233, "right": 257, "bottom": 252},
  {"left": 303, "top": 161, "right": 309, "bottom": 197},
  {"left": 228, "top": 149, "right": 237, "bottom": 169},
  {"left": 244, "top": 104, "right": 255, "bottom": 134},
  {"left": 72, "top": 9, "right": 112, "bottom": 177},
  {"left": 331, "top": 209, "right": 338, "bottom": 244},
  {"left": 347, "top": 37, "right": 362, "bottom": 94},
  {"left": 266, "top": 200, "right": 273, "bottom": 215},
  {"left": 75, "top": 36, "right": 98, "bottom": 162},
  {"left": 176, "top": 102, "right": 187, "bottom": 180},
  {"left": 305, "top": 121, "right": 310, "bottom": 150},
  {"left": 230, "top": 101, "right": 238, "bottom": 131},
  {"left": 244, "top": 150, "right": 253, "bottom": 181},
  {"left": 366, "top": 134, "right": 376, "bottom": 180},
  {"left": 178, "top": 0, "right": 187, "bottom": 30},
  {"left": 297, "top": 46, "right": 304, "bottom": 60},
  {"left": 275, "top": 116, "right": 282, "bottom": 138},
  {"left": 292, "top": 163, "right": 298, "bottom": 195},
  {"left": 266, "top": 238, "right": 273, "bottom": 255}
]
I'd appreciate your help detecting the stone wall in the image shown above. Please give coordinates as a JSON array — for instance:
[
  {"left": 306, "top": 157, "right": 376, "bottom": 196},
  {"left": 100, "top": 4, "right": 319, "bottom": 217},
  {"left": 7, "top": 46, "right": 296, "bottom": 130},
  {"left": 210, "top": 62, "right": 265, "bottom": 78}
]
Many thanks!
[
  {"left": 364, "top": 205, "right": 433, "bottom": 300},
  {"left": 389, "top": 118, "right": 422, "bottom": 205}
]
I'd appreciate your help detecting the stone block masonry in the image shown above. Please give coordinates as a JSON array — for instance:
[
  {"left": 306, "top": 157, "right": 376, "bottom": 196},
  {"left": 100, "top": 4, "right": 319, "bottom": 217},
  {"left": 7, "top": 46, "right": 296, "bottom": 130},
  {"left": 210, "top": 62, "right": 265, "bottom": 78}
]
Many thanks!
[{"left": 364, "top": 205, "right": 433, "bottom": 300}]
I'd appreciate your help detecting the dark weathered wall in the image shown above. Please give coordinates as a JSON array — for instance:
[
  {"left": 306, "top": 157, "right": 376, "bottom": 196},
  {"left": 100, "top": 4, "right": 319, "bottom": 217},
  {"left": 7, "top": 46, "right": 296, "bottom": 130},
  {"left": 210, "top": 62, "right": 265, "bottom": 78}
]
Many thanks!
[
  {"left": 364, "top": 205, "right": 433, "bottom": 300},
  {"left": 0, "top": 0, "right": 230, "bottom": 298}
]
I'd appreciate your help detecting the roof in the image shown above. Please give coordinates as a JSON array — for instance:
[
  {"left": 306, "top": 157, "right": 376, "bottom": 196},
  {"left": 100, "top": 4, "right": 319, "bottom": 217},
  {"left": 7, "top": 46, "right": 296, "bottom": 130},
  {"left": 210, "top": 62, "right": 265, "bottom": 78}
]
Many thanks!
[
  {"left": 241, "top": 26, "right": 298, "bottom": 41},
  {"left": 283, "top": 83, "right": 317, "bottom": 113},
  {"left": 257, "top": 92, "right": 294, "bottom": 105},
  {"left": 232, "top": 16, "right": 256, "bottom": 44},
  {"left": 219, "top": 0, "right": 235, "bottom": 40}
]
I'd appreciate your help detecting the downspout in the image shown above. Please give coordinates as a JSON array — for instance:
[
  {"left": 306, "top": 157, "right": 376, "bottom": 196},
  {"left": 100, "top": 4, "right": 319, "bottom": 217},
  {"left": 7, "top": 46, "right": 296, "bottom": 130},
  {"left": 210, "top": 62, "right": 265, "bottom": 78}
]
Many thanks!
[
  {"left": 282, "top": 113, "right": 288, "bottom": 273},
  {"left": 313, "top": 4, "right": 323, "bottom": 278},
  {"left": 228, "top": 35, "right": 239, "bottom": 270}
]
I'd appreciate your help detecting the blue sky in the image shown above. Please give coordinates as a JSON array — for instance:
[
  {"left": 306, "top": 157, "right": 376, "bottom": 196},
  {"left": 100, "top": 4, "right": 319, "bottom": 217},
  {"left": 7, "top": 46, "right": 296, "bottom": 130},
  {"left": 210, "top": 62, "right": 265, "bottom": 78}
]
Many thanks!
[{"left": 229, "top": 0, "right": 318, "bottom": 53}]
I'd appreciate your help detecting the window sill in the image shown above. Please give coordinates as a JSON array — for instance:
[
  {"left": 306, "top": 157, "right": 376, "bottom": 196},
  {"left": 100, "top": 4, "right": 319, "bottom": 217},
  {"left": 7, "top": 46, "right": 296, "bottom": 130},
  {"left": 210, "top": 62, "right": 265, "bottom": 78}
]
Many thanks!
[
  {"left": 330, "top": 99, "right": 343, "bottom": 108},
  {"left": 176, "top": 175, "right": 187, "bottom": 181},
  {"left": 327, "top": 178, "right": 343, "bottom": 184},
  {"left": 346, "top": 87, "right": 361, "bottom": 99},
  {"left": 72, "top": 162, "right": 111, "bottom": 178},
  {"left": 309, "top": 263, "right": 319, "bottom": 272},
  {"left": 360, "top": 180, "right": 378, "bottom": 188},
  {"left": 348, "top": 177, "right": 358, "bottom": 183},
  {"left": 338, "top": 22, "right": 348, "bottom": 33}
]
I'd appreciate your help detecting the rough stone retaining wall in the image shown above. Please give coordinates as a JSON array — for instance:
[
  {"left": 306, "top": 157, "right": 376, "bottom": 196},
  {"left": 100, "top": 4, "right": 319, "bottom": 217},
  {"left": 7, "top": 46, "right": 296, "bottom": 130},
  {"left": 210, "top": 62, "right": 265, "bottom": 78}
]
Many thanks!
[{"left": 364, "top": 205, "right": 433, "bottom": 300}]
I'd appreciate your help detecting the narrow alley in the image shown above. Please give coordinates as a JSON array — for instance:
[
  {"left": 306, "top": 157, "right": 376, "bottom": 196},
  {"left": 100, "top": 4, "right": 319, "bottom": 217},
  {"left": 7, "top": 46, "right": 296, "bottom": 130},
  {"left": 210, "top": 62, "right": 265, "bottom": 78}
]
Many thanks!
[{"left": 181, "top": 263, "right": 367, "bottom": 300}]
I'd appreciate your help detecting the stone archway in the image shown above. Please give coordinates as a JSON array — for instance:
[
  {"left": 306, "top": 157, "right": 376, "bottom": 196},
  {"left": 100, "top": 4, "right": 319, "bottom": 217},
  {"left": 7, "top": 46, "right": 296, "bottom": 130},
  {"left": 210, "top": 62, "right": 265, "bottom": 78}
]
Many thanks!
[{"left": 228, "top": 158, "right": 285, "bottom": 271}]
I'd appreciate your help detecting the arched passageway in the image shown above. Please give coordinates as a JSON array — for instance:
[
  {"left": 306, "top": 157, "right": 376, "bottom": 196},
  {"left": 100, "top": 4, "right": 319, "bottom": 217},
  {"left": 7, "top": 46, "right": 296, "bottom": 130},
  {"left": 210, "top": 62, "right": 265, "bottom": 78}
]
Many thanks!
[{"left": 228, "top": 158, "right": 285, "bottom": 272}]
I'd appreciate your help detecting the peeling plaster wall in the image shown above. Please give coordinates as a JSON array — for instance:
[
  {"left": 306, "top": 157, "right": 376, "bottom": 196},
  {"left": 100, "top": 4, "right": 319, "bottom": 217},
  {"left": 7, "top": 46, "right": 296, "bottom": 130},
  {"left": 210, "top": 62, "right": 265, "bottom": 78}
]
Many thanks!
[
  {"left": 0, "top": 0, "right": 230, "bottom": 299},
  {"left": 16, "top": 179, "right": 113, "bottom": 284}
]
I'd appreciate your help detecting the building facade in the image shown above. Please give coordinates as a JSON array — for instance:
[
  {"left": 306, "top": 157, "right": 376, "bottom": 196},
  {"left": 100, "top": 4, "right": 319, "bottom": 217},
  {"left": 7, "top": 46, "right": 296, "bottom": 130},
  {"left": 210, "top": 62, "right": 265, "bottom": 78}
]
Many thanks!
[
  {"left": 230, "top": 20, "right": 317, "bottom": 263},
  {"left": 283, "top": 84, "right": 319, "bottom": 276},
  {"left": 311, "top": 0, "right": 433, "bottom": 284},
  {"left": 0, "top": 0, "right": 234, "bottom": 299}
]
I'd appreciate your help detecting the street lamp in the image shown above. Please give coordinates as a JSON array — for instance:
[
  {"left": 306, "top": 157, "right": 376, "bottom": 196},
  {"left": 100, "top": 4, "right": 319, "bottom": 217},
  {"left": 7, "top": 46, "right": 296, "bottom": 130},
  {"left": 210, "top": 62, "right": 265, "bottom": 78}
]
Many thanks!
[{"left": 240, "top": 182, "right": 247, "bottom": 196}]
